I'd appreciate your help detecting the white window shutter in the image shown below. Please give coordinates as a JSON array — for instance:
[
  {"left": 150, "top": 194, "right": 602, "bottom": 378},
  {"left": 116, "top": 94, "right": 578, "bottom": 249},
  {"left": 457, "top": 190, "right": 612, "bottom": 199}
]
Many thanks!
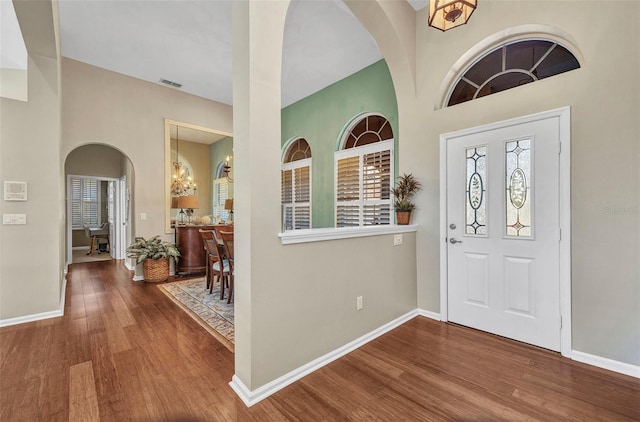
[
  {"left": 213, "top": 178, "right": 229, "bottom": 221},
  {"left": 335, "top": 140, "right": 393, "bottom": 227},
  {"left": 281, "top": 158, "right": 312, "bottom": 231}
]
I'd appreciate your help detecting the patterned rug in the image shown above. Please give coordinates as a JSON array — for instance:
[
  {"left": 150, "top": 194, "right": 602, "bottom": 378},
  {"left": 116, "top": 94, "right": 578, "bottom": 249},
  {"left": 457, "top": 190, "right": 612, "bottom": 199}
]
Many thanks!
[{"left": 158, "top": 277, "right": 234, "bottom": 352}]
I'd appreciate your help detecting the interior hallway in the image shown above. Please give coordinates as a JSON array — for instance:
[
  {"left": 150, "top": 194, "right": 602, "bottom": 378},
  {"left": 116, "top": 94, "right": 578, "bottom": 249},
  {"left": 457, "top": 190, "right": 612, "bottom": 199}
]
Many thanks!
[{"left": 0, "top": 260, "right": 638, "bottom": 421}]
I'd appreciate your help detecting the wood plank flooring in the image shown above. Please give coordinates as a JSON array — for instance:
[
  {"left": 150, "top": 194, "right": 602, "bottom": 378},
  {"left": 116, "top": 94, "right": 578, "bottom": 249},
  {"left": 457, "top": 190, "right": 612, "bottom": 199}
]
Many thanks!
[{"left": 1, "top": 260, "right": 638, "bottom": 421}]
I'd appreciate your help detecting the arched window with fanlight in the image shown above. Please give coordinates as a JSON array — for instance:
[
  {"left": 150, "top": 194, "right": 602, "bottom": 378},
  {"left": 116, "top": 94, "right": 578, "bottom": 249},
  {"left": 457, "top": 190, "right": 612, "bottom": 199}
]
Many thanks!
[
  {"left": 447, "top": 38, "right": 581, "bottom": 106},
  {"left": 281, "top": 137, "right": 312, "bottom": 231},
  {"left": 335, "top": 113, "right": 393, "bottom": 227}
]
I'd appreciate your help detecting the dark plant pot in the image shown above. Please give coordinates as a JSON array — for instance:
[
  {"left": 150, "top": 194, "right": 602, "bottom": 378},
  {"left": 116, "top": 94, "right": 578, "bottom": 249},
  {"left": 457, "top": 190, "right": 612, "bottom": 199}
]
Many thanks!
[
  {"left": 396, "top": 210, "right": 411, "bottom": 225},
  {"left": 143, "top": 257, "right": 170, "bottom": 282}
]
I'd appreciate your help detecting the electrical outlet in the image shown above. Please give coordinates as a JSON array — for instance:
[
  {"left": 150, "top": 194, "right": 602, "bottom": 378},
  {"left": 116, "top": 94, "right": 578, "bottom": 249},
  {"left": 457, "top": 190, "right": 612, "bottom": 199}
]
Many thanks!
[
  {"left": 356, "top": 296, "right": 363, "bottom": 311},
  {"left": 140, "top": 213, "right": 147, "bottom": 221},
  {"left": 393, "top": 234, "right": 403, "bottom": 245}
]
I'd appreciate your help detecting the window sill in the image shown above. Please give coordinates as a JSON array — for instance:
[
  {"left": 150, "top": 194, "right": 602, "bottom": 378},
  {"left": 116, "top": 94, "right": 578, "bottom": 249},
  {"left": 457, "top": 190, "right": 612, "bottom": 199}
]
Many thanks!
[{"left": 279, "top": 225, "right": 418, "bottom": 245}]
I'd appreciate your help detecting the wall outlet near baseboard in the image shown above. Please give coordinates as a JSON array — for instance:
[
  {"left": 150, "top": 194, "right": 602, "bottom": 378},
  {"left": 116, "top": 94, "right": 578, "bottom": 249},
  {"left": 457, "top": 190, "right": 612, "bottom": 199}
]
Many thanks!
[{"left": 356, "top": 296, "right": 363, "bottom": 311}]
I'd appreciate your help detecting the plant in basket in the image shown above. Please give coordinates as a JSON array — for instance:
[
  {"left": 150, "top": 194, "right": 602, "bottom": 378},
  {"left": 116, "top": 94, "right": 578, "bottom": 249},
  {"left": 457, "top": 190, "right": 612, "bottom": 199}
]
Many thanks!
[{"left": 126, "top": 236, "right": 180, "bottom": 282}]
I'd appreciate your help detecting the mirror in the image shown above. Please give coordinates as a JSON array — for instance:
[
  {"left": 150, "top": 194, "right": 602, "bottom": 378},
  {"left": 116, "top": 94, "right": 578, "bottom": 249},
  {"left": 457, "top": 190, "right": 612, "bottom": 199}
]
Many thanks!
[{"left": 164, "top": 119, "right": 233, "bottom": 233}]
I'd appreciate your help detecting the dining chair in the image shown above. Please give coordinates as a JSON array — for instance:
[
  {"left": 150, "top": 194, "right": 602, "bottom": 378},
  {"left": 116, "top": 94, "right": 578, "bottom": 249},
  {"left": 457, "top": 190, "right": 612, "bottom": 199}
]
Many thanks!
[
  {"left": 199, "top": 229, "right": 230, "bottom": 297},
  {"left": 219, "top": 230, "right": 234, "bottom": 304}
]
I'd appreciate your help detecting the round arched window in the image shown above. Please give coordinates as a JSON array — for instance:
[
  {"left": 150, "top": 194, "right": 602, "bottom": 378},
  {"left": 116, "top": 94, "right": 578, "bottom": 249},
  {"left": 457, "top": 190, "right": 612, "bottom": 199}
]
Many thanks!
[{"left": 447, "top": 39, "right": 580, "bottom": 107}]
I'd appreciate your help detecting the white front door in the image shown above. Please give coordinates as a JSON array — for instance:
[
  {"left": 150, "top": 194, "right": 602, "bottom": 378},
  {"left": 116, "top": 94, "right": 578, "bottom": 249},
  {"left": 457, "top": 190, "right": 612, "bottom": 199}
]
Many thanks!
[{"left": 444, "top": 112, "right": 564, "bottom": 351}]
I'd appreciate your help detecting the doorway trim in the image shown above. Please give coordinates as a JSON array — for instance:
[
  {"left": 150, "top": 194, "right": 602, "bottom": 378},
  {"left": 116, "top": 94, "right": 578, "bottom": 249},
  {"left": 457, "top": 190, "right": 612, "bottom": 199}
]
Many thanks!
[
  {"left": 439, "top": 107, "right": 572, "bottom": 357},
  {"left": 66, "top": 174, "right": 123, "bottom": 266}
]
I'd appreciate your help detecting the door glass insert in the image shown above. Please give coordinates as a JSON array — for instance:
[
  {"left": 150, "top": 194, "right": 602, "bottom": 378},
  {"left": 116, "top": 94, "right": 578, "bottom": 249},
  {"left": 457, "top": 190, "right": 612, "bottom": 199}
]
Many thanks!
[
  {"left": 505, "top": 138, "right": 532, "bottom": 237},
  {"left": 465, "top": 146, "right": 487, "bottom": 235}
]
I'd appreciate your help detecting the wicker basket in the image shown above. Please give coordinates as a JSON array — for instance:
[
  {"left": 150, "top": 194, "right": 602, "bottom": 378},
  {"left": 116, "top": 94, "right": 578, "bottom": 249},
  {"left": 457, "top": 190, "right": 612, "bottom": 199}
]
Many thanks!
[{"left": 143, "top": 257, "right": 170, "bottom": 282}]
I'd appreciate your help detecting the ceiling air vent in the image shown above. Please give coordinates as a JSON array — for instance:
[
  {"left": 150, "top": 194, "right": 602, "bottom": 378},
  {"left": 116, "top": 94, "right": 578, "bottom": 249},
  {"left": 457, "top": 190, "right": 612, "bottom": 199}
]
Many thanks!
[{"left": 159, "top": 78, "right": 182, "bottom": 88}]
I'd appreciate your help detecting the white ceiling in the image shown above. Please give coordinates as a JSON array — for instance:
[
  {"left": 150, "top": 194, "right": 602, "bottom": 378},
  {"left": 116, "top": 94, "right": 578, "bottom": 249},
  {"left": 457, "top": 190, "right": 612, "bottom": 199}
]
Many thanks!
[
  {"left": 57, "top": 0, "right": 427, "bottom": 109},
  {"left": 0, "top": 0, "right": 27, "bottom": 69}
]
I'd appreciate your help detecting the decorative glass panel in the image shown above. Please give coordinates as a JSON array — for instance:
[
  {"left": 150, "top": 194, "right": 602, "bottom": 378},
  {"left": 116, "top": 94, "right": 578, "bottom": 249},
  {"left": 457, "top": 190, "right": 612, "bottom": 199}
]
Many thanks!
[
  {"left": 505, "top": 138, "right": 532, "bottom": 237},
  {"left": 465, "top": 146, "right": 487, "bottom": 235}
]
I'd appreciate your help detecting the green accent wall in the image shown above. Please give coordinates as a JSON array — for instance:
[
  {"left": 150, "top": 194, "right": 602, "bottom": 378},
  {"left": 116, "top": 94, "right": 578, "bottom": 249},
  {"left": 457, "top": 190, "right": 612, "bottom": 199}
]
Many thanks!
[
  {"left": 209, "top": 136, "right": 234, "bottom": 214},
  {"left": 281, "top": 59, "right": 398, "bottom": 228}
]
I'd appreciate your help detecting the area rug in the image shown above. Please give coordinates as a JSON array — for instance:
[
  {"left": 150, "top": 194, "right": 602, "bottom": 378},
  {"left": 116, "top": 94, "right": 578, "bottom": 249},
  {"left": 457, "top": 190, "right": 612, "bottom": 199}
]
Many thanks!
[{"left": 158, "top": 278, "right": 234, "bottom": 352}]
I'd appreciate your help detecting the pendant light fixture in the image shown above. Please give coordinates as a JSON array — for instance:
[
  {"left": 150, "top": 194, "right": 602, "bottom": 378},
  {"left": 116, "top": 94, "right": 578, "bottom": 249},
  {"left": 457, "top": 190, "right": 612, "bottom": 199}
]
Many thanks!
[{"left": 428, "top": 0, "right": 477, "bottom": 32}]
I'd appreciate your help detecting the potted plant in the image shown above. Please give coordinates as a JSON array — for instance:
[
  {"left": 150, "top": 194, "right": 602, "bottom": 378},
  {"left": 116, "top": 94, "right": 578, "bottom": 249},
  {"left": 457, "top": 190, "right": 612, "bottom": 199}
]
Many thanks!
[
  {"left": 126, "top": 236, "right": 180, "bottom": 282},
  {"left": 392, "top": 173, "right": 422, "bottom": 225}
]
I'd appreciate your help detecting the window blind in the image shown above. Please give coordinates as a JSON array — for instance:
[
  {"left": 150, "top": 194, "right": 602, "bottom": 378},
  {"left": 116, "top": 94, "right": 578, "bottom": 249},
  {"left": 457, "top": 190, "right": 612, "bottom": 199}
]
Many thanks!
[
  {"left": 335, "top": 139, "right": 393, "bottom": 227},
  {"left": 213, "top": 178, "right": 230, "bottom": 221},
  {"left": 282, "top": 158, "right": 311, "bottom": 230},
  {"left": 71, "top": 177, "right": 100, "bottom": 229}
]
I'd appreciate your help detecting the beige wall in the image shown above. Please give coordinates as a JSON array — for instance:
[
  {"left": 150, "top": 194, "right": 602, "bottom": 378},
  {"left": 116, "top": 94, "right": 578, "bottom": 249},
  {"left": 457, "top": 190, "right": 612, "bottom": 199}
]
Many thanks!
[
  {"left": 65, "top": 143, "right": 124, "bottom": 178},
  {"left": 0, "top": 1, "right": 62, "bottom": 320},
  {"left": 406, "top": 2, "right": 639, "bottom": 365},
  {"left": 61, "top": 58, "right": 233, "bottom": 246},
  {"left": 232, "top": 0, "right": 419, "bottom": 391}
]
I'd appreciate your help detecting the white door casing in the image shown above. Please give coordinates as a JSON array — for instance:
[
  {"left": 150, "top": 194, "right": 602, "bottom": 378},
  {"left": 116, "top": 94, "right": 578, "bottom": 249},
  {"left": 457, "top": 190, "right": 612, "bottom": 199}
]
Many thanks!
[
  {"left": 108, "top": 181, "right": 116, "bottom": 258},
  {"left": 439, "top": 107, "right": 571, "bottom": 356}
]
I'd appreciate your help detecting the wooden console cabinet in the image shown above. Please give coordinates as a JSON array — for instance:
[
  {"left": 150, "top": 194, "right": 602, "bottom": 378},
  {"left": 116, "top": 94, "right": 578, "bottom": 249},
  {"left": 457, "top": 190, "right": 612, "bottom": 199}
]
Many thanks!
[
  {"left": 174, "top": 225, "right": 216, "bottom": 275},
  {"left": 174, "top": 224, "right": 234, "bottom": 275}
]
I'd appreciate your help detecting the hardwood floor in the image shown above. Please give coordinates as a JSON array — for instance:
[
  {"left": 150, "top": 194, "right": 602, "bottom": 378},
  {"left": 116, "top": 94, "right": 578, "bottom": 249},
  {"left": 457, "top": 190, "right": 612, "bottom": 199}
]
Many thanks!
[{"left": 1, "top": 260, "right": 638, "bottom": 421}]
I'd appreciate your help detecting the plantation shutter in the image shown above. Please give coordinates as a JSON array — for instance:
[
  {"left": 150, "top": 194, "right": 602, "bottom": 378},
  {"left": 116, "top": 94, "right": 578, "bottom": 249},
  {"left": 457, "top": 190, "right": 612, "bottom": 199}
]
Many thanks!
[
  {"left": 213, "top": 178, "right": 229, "bottom": 221},
  {"left": 336, "top": 155, "right": 360, "bottom": 227},
  {"left": 362, "top": 149, "right": 391, "bottom": 225},
  {"left": 293, "top": 166, "right": 310, "bottom": 229},
  {"left": 281, "top": 158, "right": 311, "bottom": 231},
  {"left": 70, "top": 177, "right": 100, "bottom": 229},
  {"left": 335, "top": 139, "right": 393, "bottom": 227},
  {"left": 83, "top": 180, "right": 99, "bottom": 226}
]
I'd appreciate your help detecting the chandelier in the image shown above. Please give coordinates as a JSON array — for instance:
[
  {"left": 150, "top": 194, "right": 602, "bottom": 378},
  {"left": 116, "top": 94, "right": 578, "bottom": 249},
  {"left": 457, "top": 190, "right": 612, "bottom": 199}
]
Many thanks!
[{"left": 171, "top": 126, "right": 197, "bottom": 196}]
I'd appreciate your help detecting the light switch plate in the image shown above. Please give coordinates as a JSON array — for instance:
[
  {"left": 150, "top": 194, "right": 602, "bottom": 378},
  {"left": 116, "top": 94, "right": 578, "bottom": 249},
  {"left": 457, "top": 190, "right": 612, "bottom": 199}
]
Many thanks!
[{"left": 3, "top": 214, "right": 27, "bottom": 224}]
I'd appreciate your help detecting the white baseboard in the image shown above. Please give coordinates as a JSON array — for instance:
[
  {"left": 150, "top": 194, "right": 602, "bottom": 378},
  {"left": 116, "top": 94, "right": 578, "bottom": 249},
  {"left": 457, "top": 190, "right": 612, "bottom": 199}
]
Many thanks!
[
  {"left": 0, "top": 275, "right": 67, "bottom": 328},
  {"left": 417, "top": 308, "right": 441, "bottom": 321},
  {"left": 72, "top": 246, "right": 90, "bottom": 251},
  {"left": 229, "top": 309, "right": 419, "bottom": 407},
  {"left": 0, "top": 309, "right": 63, "bottom": 327},
  {"left": 572, "top": 350, "right": 640, "bottom": 379}
]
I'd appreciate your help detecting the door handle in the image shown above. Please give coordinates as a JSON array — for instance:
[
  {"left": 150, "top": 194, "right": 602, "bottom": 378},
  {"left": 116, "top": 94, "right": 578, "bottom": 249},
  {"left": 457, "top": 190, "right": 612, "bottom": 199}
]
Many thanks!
[{"left": 449, "top": 238, "right": 463, "bottom": 244}]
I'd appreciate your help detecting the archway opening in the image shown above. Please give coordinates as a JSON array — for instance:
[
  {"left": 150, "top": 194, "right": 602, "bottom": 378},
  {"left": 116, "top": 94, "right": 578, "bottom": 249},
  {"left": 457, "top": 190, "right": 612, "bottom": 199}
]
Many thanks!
[{"left": 64, "top": 143, "right": 135, "bottom": 265}]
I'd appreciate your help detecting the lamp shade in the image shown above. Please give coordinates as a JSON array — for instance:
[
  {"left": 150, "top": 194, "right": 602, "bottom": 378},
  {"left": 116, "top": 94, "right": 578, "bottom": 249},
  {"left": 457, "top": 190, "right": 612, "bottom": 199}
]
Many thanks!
[
  {"left": 224, "top": 198, "right": 234, "bottom": 211},
  {"left": 177, "top": 195, "right": 199, "bottom": 210},
  {"left": 171, "top": 196, "right": 179, "bottom": 208},
  {"left": 428, "top": 0, "right": 477, "bottom": 32}
]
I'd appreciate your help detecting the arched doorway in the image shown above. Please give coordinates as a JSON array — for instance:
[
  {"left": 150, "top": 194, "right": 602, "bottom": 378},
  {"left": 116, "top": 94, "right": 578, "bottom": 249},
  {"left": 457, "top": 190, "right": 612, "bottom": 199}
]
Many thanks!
[{"left": 64, "top": 144, "right": 134, "bottom": 266}]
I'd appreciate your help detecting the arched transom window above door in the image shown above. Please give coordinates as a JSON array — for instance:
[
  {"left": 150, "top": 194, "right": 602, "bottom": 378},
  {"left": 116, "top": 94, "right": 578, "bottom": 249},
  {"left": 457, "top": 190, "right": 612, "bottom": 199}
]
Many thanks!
[{"left": 447, "top": 39, "right": 581, "bottom": 107}]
